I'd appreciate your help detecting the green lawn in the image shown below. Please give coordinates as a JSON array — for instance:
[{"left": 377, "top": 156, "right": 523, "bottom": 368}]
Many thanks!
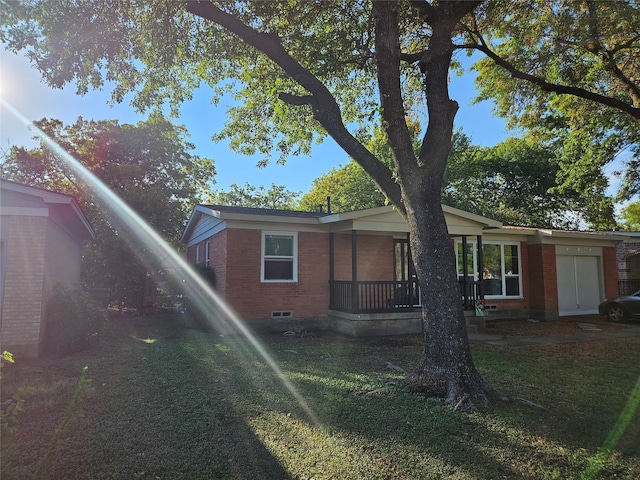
[{"left": 2, "top": 314, "right": 639, "bottom": 479}]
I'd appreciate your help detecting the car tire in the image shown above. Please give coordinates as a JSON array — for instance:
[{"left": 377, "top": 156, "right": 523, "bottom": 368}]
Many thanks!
[{"left": 606, "top": 304, "right": 627, "bottom": 322}]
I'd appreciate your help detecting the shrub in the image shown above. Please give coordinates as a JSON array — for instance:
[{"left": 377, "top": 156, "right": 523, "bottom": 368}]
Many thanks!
[
  {"left": 44, "top": 284, "right": 108, "bottom": 354},
  {"left": 194, "top": 264, "right": 216, "bottom": 288}
]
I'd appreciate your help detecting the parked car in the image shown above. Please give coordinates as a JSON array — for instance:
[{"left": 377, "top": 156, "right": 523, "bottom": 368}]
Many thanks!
[{"left": 598, "top": 290, "right": 640, "bottom": 322}]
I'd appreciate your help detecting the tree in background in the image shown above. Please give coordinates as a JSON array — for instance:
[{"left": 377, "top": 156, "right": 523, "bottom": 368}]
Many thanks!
[
  {"left": 299, "top": 160, "right": 385, "bottom": 213},
  {"left": 302, "top": 132, "right": 612, "bottom": 230},
  {"left": 619, "top": 203, "right": 640, "bottom": 231},
  {"left": 208, "top": 183, "right": 300, "bottom": 210},
  {"left": 470, "top": 0, "right": 639, "bottom": 229},
  {"left": 443, "top": 136, "right": 614, "bottom": 229},
  {"left": 0, "top": 116, "right": 215, "bottom": 306},
  {"left": 3, "top": 0, "right": 639, "bottom": 408}
]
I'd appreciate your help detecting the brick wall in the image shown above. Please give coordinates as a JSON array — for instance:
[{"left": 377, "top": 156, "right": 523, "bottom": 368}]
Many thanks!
[
  {"left": 603, "top": 246, "right": 619, "bottom": 298},
  {"left": 527, "top": 243, "right": 559, "bottom": 320},
  {"left": 1, "top": 216, "right": 48, "bottom": 357},
  {"left": 209, "top": 230, "right": 227, "bottom": 298},
  {"left": 224, "top": 229, "right": 330, "bottom": 320}
]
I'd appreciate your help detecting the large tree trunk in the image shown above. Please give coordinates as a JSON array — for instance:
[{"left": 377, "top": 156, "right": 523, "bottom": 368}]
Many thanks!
[
  {"left": 404, "top": 192, "right": 488, "bottom": 409},
  {"left": 373, "top": 1, "right": 489, "bottom": 409}
]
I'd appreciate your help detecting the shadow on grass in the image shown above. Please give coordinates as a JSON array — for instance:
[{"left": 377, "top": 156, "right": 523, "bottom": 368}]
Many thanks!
[
  {"left": 1, "top": 314, "right": 291, "bottom": 480},
  {"left": 3, "top": 314, "right": 639, "bottom": 479}
]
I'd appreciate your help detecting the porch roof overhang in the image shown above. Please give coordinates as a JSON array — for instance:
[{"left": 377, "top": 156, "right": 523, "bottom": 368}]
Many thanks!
[
  {"left": 500, "top": 225, "right": 628, "bottom": 247},
  {"left": 320, "top": 204, "right": 502, "bottom": 236}
]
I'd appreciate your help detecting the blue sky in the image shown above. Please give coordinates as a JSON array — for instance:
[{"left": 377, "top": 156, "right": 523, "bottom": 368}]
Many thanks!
[{"left": 2, "top": 45, "right": 511, "bottom": 195}]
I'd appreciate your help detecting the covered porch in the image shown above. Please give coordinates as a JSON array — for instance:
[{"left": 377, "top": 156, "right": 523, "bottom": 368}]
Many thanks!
[{"left": 323, "top": 205, "right": 502, "bottom": 316}]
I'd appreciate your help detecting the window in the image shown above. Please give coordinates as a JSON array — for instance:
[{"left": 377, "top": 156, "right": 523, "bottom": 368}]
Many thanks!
[
  {"left": 195, "top": 242, "right": 200, "bottom": 264},
  {"left": 456, "top": 241, "right": 522, "bottom": 297},
  {"left": 205, "top": 240, "right": 211, "bottom": 267},
  {"left": 262, "top": 232, "right": 297, "bottom": 282}
]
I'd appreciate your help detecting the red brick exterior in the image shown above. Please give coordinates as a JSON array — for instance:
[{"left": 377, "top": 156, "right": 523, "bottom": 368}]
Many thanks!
[
  {"left": 223, "top": 229, "right": 330, "bottom": 319},
  {"left": 188, "top": 229, "right": 395, "bottom": 321},
  {"left": 185, "top": 219, "right": 621, "bottom": 325},
  {"left": 527, "top": 243, "right": 559, "bottom": 320},
  {"left": 603, "top": 246, "right": 619, "bottom": 298}
]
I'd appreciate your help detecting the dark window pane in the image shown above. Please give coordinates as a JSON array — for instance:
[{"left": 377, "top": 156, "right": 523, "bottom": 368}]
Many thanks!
[
  {"left": 484, "top": 278, "right": 502, "bottom": 295},
  {"left": 506, "top": 277, "right": 520, "bottom": 296},
  {"left": 483, "top": 244, "right": 501, "bottom": 279},
  {"left": 264, "top": 259, "right": 293, "bottom": 280},
  {"left": 457, "top": 243, "right": 474, "bottom": 275},
  {"left": 265, "top": 235, "right": 293, "bottom": 256},
  {"left": 504, "top": 245, "right": 519, "bottom": 274}
]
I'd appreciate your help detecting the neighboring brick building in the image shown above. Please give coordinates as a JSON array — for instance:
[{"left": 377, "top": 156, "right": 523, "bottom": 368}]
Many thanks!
[
  {"left": 0, "top": 179, "right": 95, "bottom": 357},
  {"left": 181, "top": 204, "right": 623, "bottom": 335}
]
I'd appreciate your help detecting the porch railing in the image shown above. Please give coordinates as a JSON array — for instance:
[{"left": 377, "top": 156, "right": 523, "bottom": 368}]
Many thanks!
[
  {"left": 329, "top": 279, "right": 482, "bottom": 314},
  {"left": 460, "top": 279, "right": 482, "bottom": 310},
  {"left": 619, "top": 279, "right": 640, "bottom": 295},
  {"left": 329, "top": 280, "right": 419, "bottom": 313}
]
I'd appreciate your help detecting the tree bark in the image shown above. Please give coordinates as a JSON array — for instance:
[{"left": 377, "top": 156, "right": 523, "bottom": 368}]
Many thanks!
[{"left": 373, "top": 1, "right": 488, "bottom": 409}]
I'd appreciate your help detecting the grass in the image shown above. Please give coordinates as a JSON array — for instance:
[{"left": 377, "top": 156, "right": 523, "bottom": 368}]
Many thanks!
[{"left": 1, "top": 314, "right": 639, "bottom": 479}]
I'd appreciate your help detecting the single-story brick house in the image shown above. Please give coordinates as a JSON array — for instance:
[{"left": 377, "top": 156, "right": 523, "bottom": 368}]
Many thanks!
[
  {"left": 0, "top": 179, "right": 96, "bottom": 357},
  {"left": 181, "top": 203, "right": 623, "bottom": 335}
]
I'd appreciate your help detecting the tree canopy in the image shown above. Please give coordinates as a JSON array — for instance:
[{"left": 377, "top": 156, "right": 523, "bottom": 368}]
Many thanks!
[
  {"left": 619, "top": 202, "right": 640, "bottom": 231},
  {"left": 207, "top": 183, "right": 300, "bottom": 209},
  {"left": 443, "top": 136, "right": 616, "bottom": 229},
  {"left": 469, "top": 1, "right": 640, "bottom": 205},
  {"left": 0, "top": 116, "right": 215, "bottom": 302}
]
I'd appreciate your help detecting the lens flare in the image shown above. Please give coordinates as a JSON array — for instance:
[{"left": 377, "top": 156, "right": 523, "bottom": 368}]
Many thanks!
[
  {"left": 580, "top": 374, "right": 640, "bottom": 479},
  {"left": 1, "top": 98, "right": 320, "bottom": 426}
]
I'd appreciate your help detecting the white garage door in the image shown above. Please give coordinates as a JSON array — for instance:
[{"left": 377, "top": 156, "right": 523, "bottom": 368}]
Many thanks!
[{"left": 556, "top": 255, "right": 602, "bottom": 316}]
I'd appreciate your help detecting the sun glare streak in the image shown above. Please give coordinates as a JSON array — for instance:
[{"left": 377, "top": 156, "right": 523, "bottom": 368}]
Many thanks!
[
  {"left": 580, "top": 374, "right": 640, "bottom": 480},
  {"left": 1, "top": 98, "right": 320, "bottom": 426}
]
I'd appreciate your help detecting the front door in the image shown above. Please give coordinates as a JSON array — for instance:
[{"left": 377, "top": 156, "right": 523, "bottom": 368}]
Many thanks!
[{"left": 394, "top": 239, "right": 421, "bottom": 307}]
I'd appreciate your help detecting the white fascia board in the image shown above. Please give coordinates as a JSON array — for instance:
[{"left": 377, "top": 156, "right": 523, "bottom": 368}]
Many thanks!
[
  {"left": 319, "top": 205, "right": 394, "bottom": 224},
  {"left": 224, "top": 219, "right": 331, "bottom": 233},
  {"left": 180, "top": 205, "right": 219, "bottom": 244},
  {"left": 68, "top": 200, "right": 96, "bottom": 240},
  {"left": 488, "top": 227, "right": 538, "bottom": 236},
  {"left": 442, "top": 204, "right": 503, "bottom": 228},
  {"left": 532, "top": 229, "right": 625, "bottom": 247}
]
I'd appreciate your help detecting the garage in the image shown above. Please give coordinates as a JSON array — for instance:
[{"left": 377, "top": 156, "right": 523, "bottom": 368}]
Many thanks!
[{"left": 556, "top": 247, "right": 604, "bottom": 316}]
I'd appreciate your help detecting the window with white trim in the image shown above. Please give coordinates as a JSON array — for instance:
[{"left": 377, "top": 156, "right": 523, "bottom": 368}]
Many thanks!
[
  {"left": 456, "top": 241, "right": 522, "bottom": 297},
  {"left": 261, "top": 232, "right": 297, "bottom": 282},
  {"left": 195, "top": 242, "right": 200, "bottom": 264},
  {"left": 205, "top": 240, "right": 211, "bottom": 267}
]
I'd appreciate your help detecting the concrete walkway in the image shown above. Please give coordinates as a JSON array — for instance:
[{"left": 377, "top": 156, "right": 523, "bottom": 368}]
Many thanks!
[{"left": 468, "top": 323, "right": 640, "bottom": 348}]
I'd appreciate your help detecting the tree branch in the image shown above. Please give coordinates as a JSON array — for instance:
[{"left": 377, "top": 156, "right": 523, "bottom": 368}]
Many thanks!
[
  {"left": 373, "top": 1, "right": 419, "bottom": 185},
  {"left": 465, "top": 33, "right": 640, "bottom": 121},
  {"left": 184, "top": 0, "right": 402, "bottom": 207},
  {"left": 277, "top": 93, "right": 314, "bottom": 106}
]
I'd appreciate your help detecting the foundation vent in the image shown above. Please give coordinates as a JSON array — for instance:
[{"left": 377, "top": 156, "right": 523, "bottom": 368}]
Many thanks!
[{"left": 272, "top": 310, "right": 293, "bottom": 318}]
